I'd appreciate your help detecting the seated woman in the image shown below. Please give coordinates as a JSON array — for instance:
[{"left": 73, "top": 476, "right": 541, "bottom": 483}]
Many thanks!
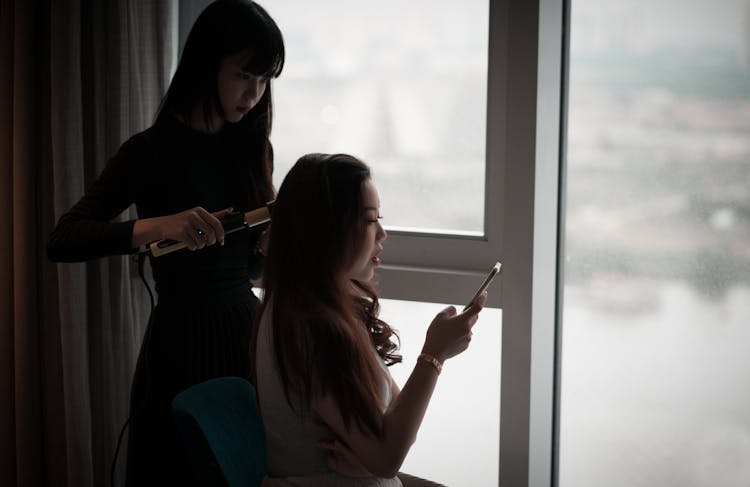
[{"left": 255, "top": 153, "right": 487, "bottom": 486}]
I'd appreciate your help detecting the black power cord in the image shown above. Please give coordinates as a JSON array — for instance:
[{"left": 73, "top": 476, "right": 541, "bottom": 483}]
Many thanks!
[{"left": 110, "top": 252, "right": 155, "bottom": 487}]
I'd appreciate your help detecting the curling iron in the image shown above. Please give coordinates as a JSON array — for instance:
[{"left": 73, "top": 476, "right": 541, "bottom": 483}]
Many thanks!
[{"left": 142, "top": 201, "right": 274, "bottom": 257}]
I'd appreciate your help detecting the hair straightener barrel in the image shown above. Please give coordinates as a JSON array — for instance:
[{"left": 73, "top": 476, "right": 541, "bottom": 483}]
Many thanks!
[{"left": 143, "top": 201, "right": 274, "bottom": 257}]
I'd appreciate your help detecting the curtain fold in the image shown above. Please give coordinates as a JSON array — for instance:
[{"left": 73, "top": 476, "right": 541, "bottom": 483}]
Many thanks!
[
  {"left": 1, "top": 1, "right": 176, "bottom": 486},
  {"left": 1, "top": 4, "right": 15, "bottom": 485}
]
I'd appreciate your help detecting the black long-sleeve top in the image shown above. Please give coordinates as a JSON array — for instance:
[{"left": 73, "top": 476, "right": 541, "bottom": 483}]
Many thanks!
[{"left": 47, "top": 117, "right": 267, "bottom": 298}]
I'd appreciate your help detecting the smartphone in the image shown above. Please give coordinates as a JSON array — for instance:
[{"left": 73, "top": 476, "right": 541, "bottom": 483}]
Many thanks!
[{"left": 464, "top": 261, "right": 502, "bottom": 310}]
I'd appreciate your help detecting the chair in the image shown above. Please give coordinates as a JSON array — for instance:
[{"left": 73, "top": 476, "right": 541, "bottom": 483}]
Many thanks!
[{"left": 172, "top": 377, "right": 267, "bottom": 487}]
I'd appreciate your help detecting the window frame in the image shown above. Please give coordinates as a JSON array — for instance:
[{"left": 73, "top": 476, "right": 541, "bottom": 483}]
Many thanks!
[
  {"left": 379, "top": 0, "right": 565, "bottom": 481},
  {"left": 491, "top": 0, "right": 564, "bottom": 486}
]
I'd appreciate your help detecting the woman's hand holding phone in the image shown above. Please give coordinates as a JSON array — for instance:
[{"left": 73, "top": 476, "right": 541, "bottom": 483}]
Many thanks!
[
  {"left": 422, "top": 291, "right": 487, "bottom": 363},
  {"left": 419, "top": 261, "right": 499, "bottom": 366}
]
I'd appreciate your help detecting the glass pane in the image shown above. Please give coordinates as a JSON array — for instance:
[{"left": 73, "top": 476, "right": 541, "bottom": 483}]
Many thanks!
[
  {"left": 560, "top": 1, "right": 750, "bottom": 486},
  {"left": 380, "top": 298, "right": 501, "bottom": 486},
  {"left": 265, "top": 1, "right": 489, "bottom": 233}
]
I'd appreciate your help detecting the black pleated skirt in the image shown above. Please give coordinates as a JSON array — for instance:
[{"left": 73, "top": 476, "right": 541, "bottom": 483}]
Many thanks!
[{"left": 125, "top": 285, "right": 259, "bottom": 486}]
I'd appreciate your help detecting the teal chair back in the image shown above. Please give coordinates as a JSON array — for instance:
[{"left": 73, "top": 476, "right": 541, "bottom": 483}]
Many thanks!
[{"left": 172, "top": 377, "right": 267, "bottom": 487}]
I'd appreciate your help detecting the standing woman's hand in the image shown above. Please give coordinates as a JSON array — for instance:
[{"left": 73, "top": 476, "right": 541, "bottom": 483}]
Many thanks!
[
  {"left": 256, "top": 225, "right": 270, "bottom": 256},
  {"left": 156, "top": 206, "right": 228, "bottom": 250},
  {"left": 132, "top": 206, "right": 232, "bottom": 250}
]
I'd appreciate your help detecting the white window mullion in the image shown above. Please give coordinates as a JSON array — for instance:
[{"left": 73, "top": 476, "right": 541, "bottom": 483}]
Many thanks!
[{"left": 498, "top": 0, "right": 564, "bottom": 486}]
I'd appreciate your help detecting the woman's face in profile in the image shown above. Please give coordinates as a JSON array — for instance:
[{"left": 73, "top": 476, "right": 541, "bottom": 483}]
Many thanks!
[
  {"left": 345, "top": 179, "right": 387, "bottom": 283},
  {"left": 216, "top": 49, "right": 268, "bottom": 123}
]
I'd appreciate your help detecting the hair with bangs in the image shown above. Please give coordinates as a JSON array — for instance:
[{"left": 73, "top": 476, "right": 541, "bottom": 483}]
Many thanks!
[
  {"left": 156, "top": 0, "right": 284, "bottom": 207},
  {"left": 260, "top": 153, "right": 402, "bottom": 435}
]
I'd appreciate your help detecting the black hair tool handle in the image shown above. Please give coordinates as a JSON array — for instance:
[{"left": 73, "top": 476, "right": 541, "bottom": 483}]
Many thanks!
[{"left": 144, "top": 201, "right": 274, "bottom": 257}]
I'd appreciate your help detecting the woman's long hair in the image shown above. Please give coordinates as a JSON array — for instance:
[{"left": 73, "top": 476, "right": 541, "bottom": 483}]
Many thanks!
[
  {"left": 156, "top": 0, "right": 284, "bottom": 207},
  {"left": 261, "top": 153, "right": 402, "bottom": 435}
]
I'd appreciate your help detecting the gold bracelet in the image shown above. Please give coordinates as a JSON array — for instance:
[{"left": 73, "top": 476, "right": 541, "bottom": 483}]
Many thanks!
[{"left": 418, "top": 353, "right": 443, "bottom": 375}]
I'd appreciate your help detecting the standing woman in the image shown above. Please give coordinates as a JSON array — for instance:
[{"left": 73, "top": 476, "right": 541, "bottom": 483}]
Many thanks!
[{"left": 46, "top": 1, "right": 284, "bottom": 484}]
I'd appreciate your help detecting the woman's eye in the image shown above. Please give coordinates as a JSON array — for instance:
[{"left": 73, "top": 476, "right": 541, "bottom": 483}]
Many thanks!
[{"left": 238, "top": 72, "right": 251, "bottom": 80}]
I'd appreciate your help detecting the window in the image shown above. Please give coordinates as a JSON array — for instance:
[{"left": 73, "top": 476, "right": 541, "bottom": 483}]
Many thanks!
[
  {"left": 267, "top": 0, "right": 501, "bottom": 307},
  {"left": 559, "top": 0, "right": 750, "bottom": 485},
  {"left": 269, "top": 1, "right": 488, "bottom": 232}
]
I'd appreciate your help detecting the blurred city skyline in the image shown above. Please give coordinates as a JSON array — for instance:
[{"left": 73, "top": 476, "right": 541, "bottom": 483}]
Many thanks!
[
  {"left": 561, "top": 2, "right": 750, "bottom": 486},
  {"left": 570, "top": 0, "right": 750, "bottom": 65}
]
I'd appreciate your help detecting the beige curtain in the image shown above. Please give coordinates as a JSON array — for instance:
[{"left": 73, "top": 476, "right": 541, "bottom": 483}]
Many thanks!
[{"left": 0, "top": 1, "right": 176, "bottom": 486}]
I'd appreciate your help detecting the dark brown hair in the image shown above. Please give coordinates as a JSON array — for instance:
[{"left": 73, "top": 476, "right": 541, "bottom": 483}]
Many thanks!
[{"left": 261, "top": 153, "right": 401, "bottom": 434}]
